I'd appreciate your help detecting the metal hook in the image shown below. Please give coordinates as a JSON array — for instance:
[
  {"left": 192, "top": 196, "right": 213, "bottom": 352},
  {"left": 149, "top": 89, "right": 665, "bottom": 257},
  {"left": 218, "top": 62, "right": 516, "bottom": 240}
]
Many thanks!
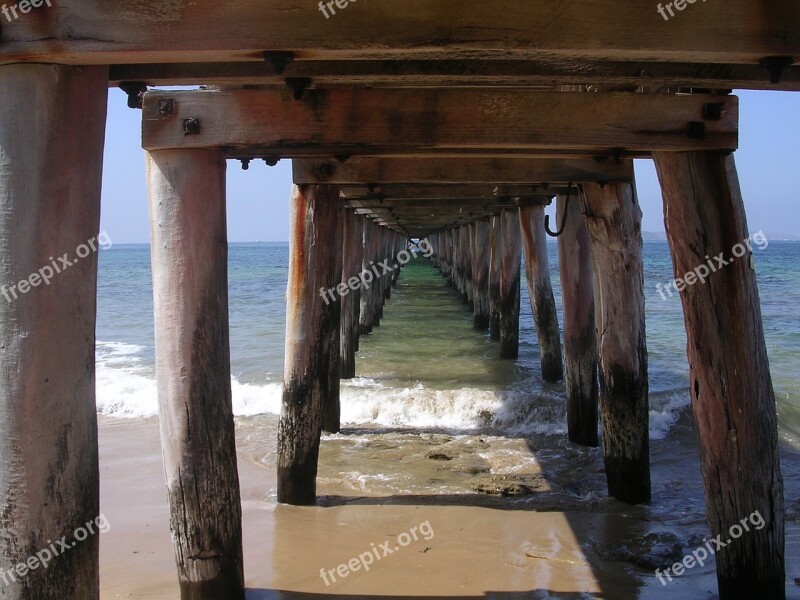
[{"left": 544, "top": 183, "right": 572, "bottom": 237}]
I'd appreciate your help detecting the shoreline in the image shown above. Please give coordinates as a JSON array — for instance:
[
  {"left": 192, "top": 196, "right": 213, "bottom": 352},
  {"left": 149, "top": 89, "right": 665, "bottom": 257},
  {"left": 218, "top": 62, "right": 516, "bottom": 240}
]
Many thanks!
[{"left": 98, "top": 414, "right": 794, "bottom": 599}]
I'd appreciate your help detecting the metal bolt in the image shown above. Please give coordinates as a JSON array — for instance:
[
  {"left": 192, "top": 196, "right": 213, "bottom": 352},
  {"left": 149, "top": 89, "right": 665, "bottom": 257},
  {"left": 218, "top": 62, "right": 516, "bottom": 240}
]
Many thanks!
[
  {"left": 183, "top": 118, "right": 201, "bottom": 135},
  {"left": 158, "top": 98, "right": 175, "bottom": 116},
  {"left": 688, "top": 121, "right": 706, "bottom": 139},
  {"left": 240, "top": 159, "right": 251, "bottom": 170},
  {"left": 703, "top": 102, "right": 724, "bottom": 121}
]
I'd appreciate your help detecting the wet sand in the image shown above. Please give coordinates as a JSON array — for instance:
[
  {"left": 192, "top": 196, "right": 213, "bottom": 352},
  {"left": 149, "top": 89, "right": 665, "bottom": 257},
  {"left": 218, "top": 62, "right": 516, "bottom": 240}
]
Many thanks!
[{"left": 98, "top": 415, "right": 788, "bottom": 600}]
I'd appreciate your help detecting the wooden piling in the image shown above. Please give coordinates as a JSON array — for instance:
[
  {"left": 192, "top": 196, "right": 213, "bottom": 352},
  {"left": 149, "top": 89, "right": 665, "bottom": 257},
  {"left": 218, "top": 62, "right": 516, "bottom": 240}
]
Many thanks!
[
  {"left": 472, "top": 220, "right": 491, "bottom": 329},
  {"left": 654, "top": 151, "right": 785, "bottom": 598},
  {"left": 519, "top": 205, "right": 564, "bottom": 382},
  {"left": 488, "top": 216, "right": 503, "bottom": 340},
  {"left": 279, "top": 184, "right": 342, "bottom": 505},
  {"left": 147, "top": 149, "right": 244, "bottom": 598},
  {"left": 322, "top": 200, "right": 344, "bottom": 434},
  {"left": 581, "top": 182, "right": 650, "bottom": 504},
  {"left": 498, "top": 209, "right": 522, "bottom": 359},
  {"left": 557, "top": 193, "right": 599, "bottom": 447},
  {"left": 0, "top": 64, "right": 107, "bottom": 600},
  {"left": 359, "top": 220, "right": 375, "bottom": 335},
  {"left": 340, "top": 209, "right": 362, "bottom": 379}
]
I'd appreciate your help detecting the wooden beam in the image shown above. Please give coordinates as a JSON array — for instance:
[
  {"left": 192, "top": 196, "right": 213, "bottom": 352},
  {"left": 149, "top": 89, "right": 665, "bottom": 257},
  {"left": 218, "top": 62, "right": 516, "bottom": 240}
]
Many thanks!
[
  {"left": 582, "top": 182, "right": 650, "bottom": 504},
  {"left": 279, "top": 184, "right": 342, "bottom": 505},
  {"left": 3, "top": 1, "right": 798, "bottom": 83},
  {"left": 340, "top": 209, "right": 362, "bottom": 379},
  {"left": 0, "top": 64, "right": 107, "bottom": 600},
  {"left": 653, "top": 151, "right": 784, "bottom": 599},
  {"left": 342, "top": 185, "right": 562, "bottom": 200},
  {"left": 147, "top": 149, "right": 245, "bottom": 598},
  {"left": 498, "top": 209, "right": 522, "bottom": 358},
  {"left": 109, "top": 58, "right": 800, "bottom": 92},
  {"left": 519, "top": 205, "right": 564, "bottom": 382},
  {"left": 142, "top": 88, "right": 738, "bottom": 155},
  {"left": 472, "top": 220, "right": 491, "bottom": 329},
  {"left": 557, "top": 193, "right": 599, "bottom": 447},
  {"left": 294, "top": 157, "right": 634, "bottom": 185}
]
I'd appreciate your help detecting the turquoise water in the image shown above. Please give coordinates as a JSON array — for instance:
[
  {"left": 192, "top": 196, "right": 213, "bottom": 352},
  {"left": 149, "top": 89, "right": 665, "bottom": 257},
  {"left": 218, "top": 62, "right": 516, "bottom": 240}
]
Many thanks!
[{"left": 95, "top": 240, "right": 800, "bottom": 446}]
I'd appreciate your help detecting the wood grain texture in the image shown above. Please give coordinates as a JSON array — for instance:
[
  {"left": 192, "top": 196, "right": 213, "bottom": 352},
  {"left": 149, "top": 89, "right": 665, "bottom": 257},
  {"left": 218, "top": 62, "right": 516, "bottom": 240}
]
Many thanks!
[
  {"left": 3, "top": 0, "right": 798, "bottom": 73},
  {"left": 472, "top": 220, "right": 492, "bottom": 329},
  {"left": 147, "top": 149, "right": 244, "bottom": 599},
  {"left": 340, "top": 209, "right": 362, "bottom": 379},
  {"left": 110, "top": 58, "right": 800, "bottom": 92},
  {"left": 519, "top": 205, "right": 563, "bottom": 382},
  {"left": 322, "top": 199, "right": 344, "bottom": 434},
  {"left": 654, "top": 151, "right": 784, "bottom": 599},
  {"left": 498, "top": 210, "right": 522, "bottom": 359},
  {"left": 279, "top": 184, "right": 343, "bottom": 505},
  {"left": 0, "top": 64, "right": 107, "bottom": 600},
  {"left": 582, "top": 182, "right": 650, "bottom": 504},
  {"left": 294, "top": 157, "right": 633, "bottom": 185},
  {"left": 557, "top": 193, "right": 599, "bottom": 447},
  {"left": 142, "top": 89, "right": 739, "bottom": 155},
  {"left": 488, "top": 217, "right": 502, "bottom": 341}
]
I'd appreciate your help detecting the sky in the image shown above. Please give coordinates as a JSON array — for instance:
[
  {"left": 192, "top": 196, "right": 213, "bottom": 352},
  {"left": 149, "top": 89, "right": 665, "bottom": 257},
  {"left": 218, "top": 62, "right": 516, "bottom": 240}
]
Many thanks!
[{"left": 100, "top": 89, "right": 800, "bottom": 243}]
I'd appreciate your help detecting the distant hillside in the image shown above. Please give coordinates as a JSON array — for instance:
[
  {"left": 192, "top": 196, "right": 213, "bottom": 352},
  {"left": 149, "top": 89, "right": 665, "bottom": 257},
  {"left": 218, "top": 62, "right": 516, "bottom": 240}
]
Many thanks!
[{"left": 642, "top": 231, "right": 667, "bottom": 241}]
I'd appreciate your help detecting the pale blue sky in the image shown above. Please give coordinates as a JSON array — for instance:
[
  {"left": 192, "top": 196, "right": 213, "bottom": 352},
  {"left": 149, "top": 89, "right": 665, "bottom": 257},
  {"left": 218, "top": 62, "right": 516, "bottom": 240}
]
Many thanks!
[{"left": 100, "top": 89, "right": 799, "bottom": 243}]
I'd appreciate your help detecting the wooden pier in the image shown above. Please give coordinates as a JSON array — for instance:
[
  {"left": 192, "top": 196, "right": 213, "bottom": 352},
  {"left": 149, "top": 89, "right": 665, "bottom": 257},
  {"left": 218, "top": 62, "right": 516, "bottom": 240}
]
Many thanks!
[{"left": 1, "top": 2, "right": 797, "bottom": 598}]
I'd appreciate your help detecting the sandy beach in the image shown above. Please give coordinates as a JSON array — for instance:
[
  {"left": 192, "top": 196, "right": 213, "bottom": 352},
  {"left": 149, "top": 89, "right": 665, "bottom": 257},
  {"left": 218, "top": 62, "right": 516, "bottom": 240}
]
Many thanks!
[{"left": 97, "top": 415, "right": 786, "bottom": 599}]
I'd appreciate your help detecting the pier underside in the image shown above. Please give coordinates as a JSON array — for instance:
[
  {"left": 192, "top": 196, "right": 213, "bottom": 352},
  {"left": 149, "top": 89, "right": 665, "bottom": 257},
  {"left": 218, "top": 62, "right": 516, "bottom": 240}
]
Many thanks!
[{"left": 0, "top": 2, "right": 795, "bottom": 598}]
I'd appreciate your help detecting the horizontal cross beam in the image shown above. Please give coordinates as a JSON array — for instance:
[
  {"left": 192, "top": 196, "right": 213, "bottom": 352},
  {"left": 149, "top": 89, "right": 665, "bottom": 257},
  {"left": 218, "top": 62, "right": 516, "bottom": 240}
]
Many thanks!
[
  {"left": 109, "top": 59, "right": 800, "bottom": 92},
  {"left": 294, "top": 157, "right": 632, "bottom": 185},
  {"left": 2, "top": 1, "right": 798, "bottom": 93},
  {"left": 142, "top": 88, "right": 738, "bottom": 155}
]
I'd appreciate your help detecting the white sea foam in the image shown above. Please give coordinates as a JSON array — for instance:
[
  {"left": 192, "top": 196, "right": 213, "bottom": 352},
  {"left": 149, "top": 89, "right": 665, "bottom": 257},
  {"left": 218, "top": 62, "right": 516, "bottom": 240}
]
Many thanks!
[
  {"left": 95, "top": 340, "right": 691, "bottom": 439},
  {"left": 649, "top": 391, "right": 691, "bottom": 439}
]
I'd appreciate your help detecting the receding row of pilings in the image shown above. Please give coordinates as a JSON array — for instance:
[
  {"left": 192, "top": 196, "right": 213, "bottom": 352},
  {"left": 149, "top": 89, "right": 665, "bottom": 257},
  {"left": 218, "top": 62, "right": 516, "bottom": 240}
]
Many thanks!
[
  {"left": 424, "top": 176, "right": 786, "bottom": 598},
  {"left": 0, "top": 62, "right": 786, "bottom": 600},
  {"left": 279, "top": 184, "right": 407, "bottom": 507}
]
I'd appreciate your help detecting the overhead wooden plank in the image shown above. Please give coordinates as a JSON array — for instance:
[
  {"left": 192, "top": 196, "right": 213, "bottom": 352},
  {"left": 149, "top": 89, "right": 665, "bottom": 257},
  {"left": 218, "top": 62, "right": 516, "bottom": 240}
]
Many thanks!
[
  {"left": 142, "top": 88, "right": 739, "bottom": 154},
  {"left": 2, "top": 1, "right": 798, "bottom": 78},
  {"left": 345, "top": 198, "right": 551, "bottom": 209},
  {"left": 342, "top": 185, "right": 563, "bottom": 200},
  {"left": 109, "top": 59, "right": 800, "bottom": 92},
  {"left": 293, "top": 157, "right": 633, "bottom": 185}
]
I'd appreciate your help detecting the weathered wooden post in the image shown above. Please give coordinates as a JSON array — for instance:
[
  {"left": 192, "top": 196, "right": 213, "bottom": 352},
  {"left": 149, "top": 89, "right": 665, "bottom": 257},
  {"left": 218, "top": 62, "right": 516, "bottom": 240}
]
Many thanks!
[
  {"left": 581, "top": 182, "right": 650, "bottom": 504},
  {"left": 488, "top": 215, "right": 502, "bottom": 340},
  {"left": 279, "top": 184, "right": 342, "bottom": 505},
  {"left": 147, "top": 149, "right": 244, "bottom": 599},
  {"left": 462, "top": 224, "right": 474, "bottom": 305},
  {"left": 654, "top": 151, "right": 785, "bottom": 599},
  {"left": 445, "top": 229, "right": 455, "bottom": 285},
  {"left": 557, "top": 193, "right": 599, "bottom": 447},
  {"left": 472, "top": 220, "right": 491, "bottom": 329},
  {"left": 0, "top": 64, "right": 107, "bottom": 600},
  {"left": 353, "top": 215, "right": 365, "bottom": 353},
  {"left": 340, "top": 209, "right": 362, "bottom": 379},
  {"left": 322, "top": 200, "right": 344, "bottom": 434},
  {"left": 498, "top": 209, "right": 522, "bottom": 358},
  {"left": 519, "top": 204, "right": 564, "bottom": 382},
  {"left": 359, "top": 220, "right": 375, "bottom": 335}
]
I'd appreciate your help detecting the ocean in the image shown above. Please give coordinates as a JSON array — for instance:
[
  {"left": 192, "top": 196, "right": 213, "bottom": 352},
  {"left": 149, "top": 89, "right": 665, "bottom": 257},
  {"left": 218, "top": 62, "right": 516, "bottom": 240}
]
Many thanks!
[{"left": 94, "top": 240, "right": 800, "bottom": 588}]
